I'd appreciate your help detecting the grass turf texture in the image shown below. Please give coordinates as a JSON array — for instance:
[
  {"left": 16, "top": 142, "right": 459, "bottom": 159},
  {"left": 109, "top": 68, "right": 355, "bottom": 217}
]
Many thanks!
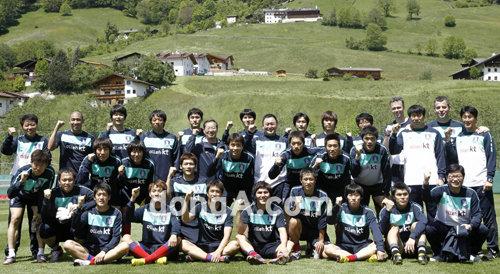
[{"left": 1, "top": 196, "right": 500, "bottom": 273}]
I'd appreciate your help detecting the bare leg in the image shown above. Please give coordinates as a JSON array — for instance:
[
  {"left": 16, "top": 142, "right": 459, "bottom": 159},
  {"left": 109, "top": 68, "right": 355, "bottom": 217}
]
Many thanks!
[
  {"left": 7, "top": 208, "right": 24, "bottom": 250},
  {"left": 63, "top": 240, "right": 89, "bottom": 260},
  {"left": 354, "top": 242, "right": 377, "bottom": 260},
  {"left": 181, "top": 239, "right": 210, "bottom": 261},
  {"left": 274, "top": 240, "right": 294, "bottom": 256},
  {"left": 102, "top": 242, "right": 129, "bottom": 263},
  {"left": 387, "top": 225, "right": 404, "bottom": 251},
  {"left": 223, "top": 240, "right": 240, "bottom": 256},
  {"left": 121, "top": 234, "right": 139, "bottom": 245},
  {"left": 288, "top": 218, "right": 302, "bottom": 244},
  {"left": 323, "top": 244, "right": 352, "bottom": 259},
  {"left": 236, "top": 234, "right": 255, "bottom": 255}
]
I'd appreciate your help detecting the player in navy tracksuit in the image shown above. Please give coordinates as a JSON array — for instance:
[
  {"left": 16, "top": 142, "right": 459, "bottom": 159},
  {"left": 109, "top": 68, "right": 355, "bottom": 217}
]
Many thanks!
[
  {"left": 98, "top": 104, "right": 137, "bottom": 160},
  {"left": 288, "top": 167, "right": 330, "bottom": 261},
  {"left": 168, "top": 152, "right": 208, "bottom": 244},
  {"left": 140, "top": 110, "right": 179, "bottom": 181},
  {"left": 181, "top": 180, "right": 239, "bottom": 263},
  {"left": 48, "top": 111, "right": 95, "bottom": 172},
  {"left": 76, "top": 138, "right": 122, "bottom": 207},
  {"left": 282, "top": 113, "right": 315, "bottom": 148},
  {"left": 379, "top": 182, "right": 428, "bottom": 265},
  {"left": 63, "top": 183, "right": 129, "bottom": 266},
  {"left": 39, "top": 168, "right": 94, "bottom": 263},
  {"left": 2, "top": 114, "right": 51, "bottom": 258},
  {"left": 269, "top": 131, "right": 320, "bottom": 201},
  {"left": 310, "top": 133, "right": 352, "bottom": 203},
  {"left": 314, "top": 110, "right": 352, "bottom": 153},
  {"left": 123, "top": 180, "right": 180, "bottom": 265},
  {"left": 4, "top": 150, "right": 54, "bottom": 265},
  {"left": 352, "top": 113, "right": 384, "bottom": 147},
  {"left": 350, "top": 126, "right": 391, "bottom": 215},
  {"left": 424, "top": 164, "right": 488, "bottom": 262},
  {"left": 185, "top": 119, "right": 225, "bottom": 181},
  {"left": 179, "top": 108, "right": 205, "bottom": 154},
  {"left": 221, "top": 108, "right": 263, "bottom": 145},
  {"left": 324, "top": 183, "right": 386, "bottom": 262},
  {"left": 236, "top": 181, "right": 294, "bottom": 265},
  {"left": 209, "top": 133, "right": 254, "bottom": 204}
]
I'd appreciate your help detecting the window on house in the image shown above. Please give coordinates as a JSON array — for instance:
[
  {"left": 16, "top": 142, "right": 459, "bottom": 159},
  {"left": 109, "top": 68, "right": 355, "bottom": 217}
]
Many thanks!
[
  {"left": 488, "top": 76, "right": 491, "bottom": 80},
  {"left": 126, "top": 80, "right": 131, "bottom": 85},
  {"left": 495, "top": 68, "right": 498, "bottom": 72},
  {"left": 495, "top": 76, "right": 498, "bottom": 80},
  {"left": 116, "top": 81, "right": 120, "bottom": 84},
  {"left": 127, "top": 90, "right": 131, "bottom": 94},
  {"left": 10, "top": 100, "right": 14, "bottom": 104},
  {"left": 133, "top": 90, "right": 136, "bottom": 94},
  {"left": 105, "top": 91, "right": 110, "bottom": 94},
  {"left": 488, "top": 68, "right": 491, "bottom": 72},
  {"left": 0, "top": 103, "right": 2, "bottom": 107},
  {"left": 171, "top": 62, "right": 174, "bottom": 65}
]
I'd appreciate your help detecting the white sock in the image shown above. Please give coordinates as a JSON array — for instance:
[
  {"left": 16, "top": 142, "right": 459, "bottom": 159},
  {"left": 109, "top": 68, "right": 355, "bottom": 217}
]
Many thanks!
[
  {"left": 37, "top": 248, "right": 44, "bottom": 256},
  {"left": 8, "top": 249, "right": 15, "bottom": 258}
]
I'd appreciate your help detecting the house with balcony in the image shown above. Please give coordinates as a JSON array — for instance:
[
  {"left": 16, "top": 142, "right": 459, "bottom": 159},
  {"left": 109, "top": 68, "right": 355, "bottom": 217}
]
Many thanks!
[
  {"left": 450, "top": 53, "right": 500, "bottom": 81},
  {"left": 90, "top": 73, "right": 156, "bottom": 106},
  {"left": 0, "top": 92, "right": 29, "bottom": 116},
  {"left": 157, "top": 52, "right": 197, "bottom": 76}
]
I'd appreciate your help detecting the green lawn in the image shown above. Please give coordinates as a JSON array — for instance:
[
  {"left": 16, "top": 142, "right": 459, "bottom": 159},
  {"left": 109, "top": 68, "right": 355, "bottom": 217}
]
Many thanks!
[{"left": 1, "top": 196, "right": 500, "bottom": 273}]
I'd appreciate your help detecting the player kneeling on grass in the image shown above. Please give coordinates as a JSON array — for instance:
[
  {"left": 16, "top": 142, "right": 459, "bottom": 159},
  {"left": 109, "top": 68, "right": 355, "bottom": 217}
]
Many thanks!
[
  {"left": 288, "top": 167, "right": 330, "bottom": 260},
  {"left": 379, "top": 182, "right": 428, "bottom": 265},
  {"left": 39, "top": 168, "right": 94, "bottom": 263},
  {"left": 4, "top": 149, "right": 55, "bottom": 265},
  {"left": 181, "top": 179, "right": 239, "bottom": 263},
  {"left": 63, "top": 183, "right": 129, "bottom": 266},
  {"left": 323, "top": 183, "right": 386, "bottom": 263},
  {"left": 123, "top": 180, "right": 179, "bottom": 266},
  {"left": 236, "top": 181, "right": 294, "bottom": 265}
]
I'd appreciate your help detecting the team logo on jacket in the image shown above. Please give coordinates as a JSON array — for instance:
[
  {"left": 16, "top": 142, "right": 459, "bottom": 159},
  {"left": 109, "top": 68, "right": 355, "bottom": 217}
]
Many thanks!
[
  {"left": 406, "top": 214, "right": 412, "bottom": 223},
  {"left": 310, "top": 201, "right": 317, "bottom": 211},
  {"left": 106, "top": 217, "right": 113, "bottom": 226},
  {"left": 161, "top": 215, "right": 168, "bottom": 223},
  {"left": 239, "top": 164, "right": 245, "bottom": 171},
  {"left": 267, "top": 215, "right": 274, "bottom": 223},
  {"left": 372, "top": 156, "right": 379, "bottom": 162},
  {"left": 105, "top": 168, "right": 111, "bottom": 176},
  {"left": 425, "top": 133, "right": 432, "bottom": 140},
  {"left": 336, "top": 165, "right": 343, "bottom": 172},
  {"left": 304, "top": 158, "right": 310, "bottom": 164},
  {"left": 216, "top": 215, "right": 222, "bottom": 221},
  {"left": 140, "top": 170, "right": 146, "bottom": 177},
  {"left": 461, "top": 199, "right": 468, "bottom": 208},
  {"left": 195, "top": 185, "right": 201, "bottom": 192},
  {"left": 164, "top": 139, "right": 171, "bottom": 146},
  {"left": 126, "top": 136, "right": 132, "bottom": 142},
  {"left": 356, "top": 217, "right": 364, "bottom": 226}
]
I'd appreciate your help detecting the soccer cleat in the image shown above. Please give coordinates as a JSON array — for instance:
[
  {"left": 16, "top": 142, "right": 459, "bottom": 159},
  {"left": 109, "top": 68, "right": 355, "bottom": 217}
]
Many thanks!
[
  {"left": 155, "top": 257, "right": 167, "bottom": 265},
  {"left": 37, "top": 254, "right": 47, "bottom": 263},
  {"left": 49, "top": 246, "right": 64, "bottom": 263},
  {"left": 417, "top": 253, "right": 428, "bottom": 265},
  {"left": 218, "top": 256, "right": 230, "bottom": 263},
  {"left": 73, "top": 259, "right": 91, "bottom": 266},
  {"left": 131, "top": 258, "right": 146, "bottom": 266},
  {"left": 337, "top": 256, "right": 349, "bottom": 263},
  {"left": 247, "top": 254, "right": 266, "bottom": 265},
  {"left": 185, "top": 255, "right": 194, "bottom": 262},
  {"left": 482, "top": 248, "right": 498, "bottom": 260},
  {"left": 289, "top": 251, "right": 301, "bottom": 261},
  {"left": 269, "top": 255, "right": 287, "bottom": 265},
  {"left": 392, "top": 253, "right": 402, "bottom": 265},
  {"left": 367, "top": 254, "right": 378, "bottom": 263},
  {"left": 469, "top": 255, "right": 482, "bottom": 263},
  {"left": 3, "top": 256, "right": 16, "bottom": 265},
  {"left": 429, "top": 255, "right": 442, "bottom": 262}
]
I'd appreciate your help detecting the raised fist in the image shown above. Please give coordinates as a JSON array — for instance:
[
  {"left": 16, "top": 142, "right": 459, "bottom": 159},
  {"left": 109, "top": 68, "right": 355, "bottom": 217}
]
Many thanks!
[
  {"left": 285, "top": 128, "right": 292, "bottom": 134},
  {"left": 275, "top": 157, "right": 283, "bottom": 166},
  {"left": 192, "top": 128, "right": 201, "bottom": 136},
  {"left": 88, "top": 153, "right": 95, "bottom": 163},
  {"left": 216, "top": 147, "right": 225, "bottom": 159},
  {"left": 226, "top": 121, "right": 233, "bottom": 130},
  {"left": 392, "top": 124, "right": 401, "bottom": 134},
  {"left": 131, "top": 186, "right": 141, "bottom": 201},
  {"left": 382, "top": 198, "right": 394, "bottom": 212},
  {"left": 55, "top": 120, "right": 65, "bottom": 129},
  {"left": 20, "top": 172, "right": 29, "bottom": 183},
  {"left": 106, "top": 122, "right": 113, "bottom": 131},
  {"left": 136, "top": 129, "right": 143, "bottom": 136},
  {"left": 118, "top": 165, "right": 125, "bottom": 175},
  {"left": 335, "top": 196, "right": 343, "bottom": 206},
  {"left": 168, "top": 166, "right": 177, "bottom": 178},
  {"left": 248, "top": 124, "right": 257, "bottom": 133},
  {"left": 44, "top": 189, "right": 52, "bottom": 199},
  {"left": 8, "top": 127, "right": 16, "bottom": 136},
  {"left": 78, "top": 195, "right": 86, "bottom": 208}
]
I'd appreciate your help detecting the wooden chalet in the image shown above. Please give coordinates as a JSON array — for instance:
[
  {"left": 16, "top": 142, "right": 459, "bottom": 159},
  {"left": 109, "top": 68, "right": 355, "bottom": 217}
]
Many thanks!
[
  {"left": 450, "top": 53, "right": 500, "bottom": 81},
  {"left": 327, "top": 67, "right": 383, "bottom": 80},
  {"left": 91, "top": 73, "right": 156, "bottom": 106}
]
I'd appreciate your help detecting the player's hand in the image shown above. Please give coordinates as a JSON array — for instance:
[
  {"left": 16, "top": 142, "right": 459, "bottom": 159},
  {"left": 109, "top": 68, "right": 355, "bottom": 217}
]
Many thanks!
[
  {"left": 55, "top": 120, "right": 65, "bottom": 129},
  {"left": 136, "top": 129, "right": 143, "bottom": 136},
  {"left": 185, "top": 189, "right": 194, "bottom": 200},
  {"left": 131, "top": 187, "right": 140, "bottom": 202},
  {"left": 423, "top": 171, "right": 431, "bottom": 185},
  {"left": 355, "top": 145, "right": 363, "bottom": 158},
  {"left": 276, "top": 244, "right": 289, "bottom": 257},
  {"left": 404, "top": 238, "right": 416, "bottom": 254},
  {"left": 335, "top": 197, "right": 343, "bottom": 206},
  {"left": 476, "top": 126, "right": 490, "bottom": 134},
  {"left": 444, "top": 127, "right": 452, "bottom": 142},
  {"left": 20, "top": 172, "right": 29, "bottom": 184},
  {"left": 106, "top": 122, "right": 113, "bottom": 131},
  {"left": 210, "top": 250, "right": 222, "bottom": 262},
  {"left": 346, "top": 131, "right": 352, "bottom": 138},
  {"left": 315, "top": 240, "right": 324, "bottom": 255},
  {"left": 78, "top": 195, "right": 86, "bottom": 208},
  {"left": 376, "top": 250, "right": 387, "bottom": 261},
  {"left": 168, "top": 235, "right": 177, "bottom": 247},
  {"left": 216, "top": 147, "right": 224, "bottom": 159},
  {"left": 311, "top": 134, "right": 317, "bottom": 141},
  {"left": 384, "top": 125, "right": 392, "bottom": 137},
  {"left": 382, "top": 199, "right": 394, "bottom": 212},
  {"left": 391, "top": 124, "right": 401, "bottom": 134},
  {"left": 192, "top": 128, "right": 201, "bottom": 136},
  {"left": 275, "top": 157, "right": 283, "bottom": 166},
  {"left": 285, "top": 127, "right": 292, "bottom": 134},
  {"left": 88, "top": 153, "right": 95, "bottom": 163},
  {"left": 405, "top": 124, "right": 412, "bottom": 131},
  {"left": 94, "top": 251, "right": 106, "bottom": 264},
  {"left": 484, "top": 181, "right": 493, "bottom": 191},
  {"left": 436, "top": 178, "right": 444, "bottom": 185},
  {"left": 461, "top": 224, "right": 472, "bottom": 231},
  {"left": 168, "top": 167, "right": 177, "bottom": 178},
  {"left": 313, "top": 158, "right": 323, "bottom": 168},
  {"left": 8, "top": 127, "right": 16, "bottom": 136},
  {"left": 248, "top": 124, "right": 257, "bottom": 133},
  {"left": 35, "top": 213, "right": 42, "bottom": 226},
  {"left": 118, "top": 165, "right": 125, "bottom": 175},
  {"left": 226, "top": 121, "right": 233, "bottom": 130},
  {"left": 295, "top": 196, "right": 303, "bottom": 207},
  {"left": 44, "top": 189, "right": 52, "bottom": 199},
  {"left": 177, "top": 131, "right": 184, "bottom": 140}
]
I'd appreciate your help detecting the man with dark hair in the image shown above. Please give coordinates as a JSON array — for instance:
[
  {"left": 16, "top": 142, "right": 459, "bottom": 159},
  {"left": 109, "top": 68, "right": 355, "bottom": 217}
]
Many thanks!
[
  {"left": 98, "top": 105, "right": 138, "bottom": 160},
  {"left": 283, "top": 113, "right": 315, "bottom": 148},
  {"left": 352, "top": 113, "right": 384, "bottom": 147},
  {"left": 379, "top": 182, "right": 428, "bottom": 265},
  {"left": 140, "top": 110, "right": 179, "bottom": 182},
  {"left": 311, "top": 133, "right": 352, "bottom": 203},
  {"left": 446, "top": 105, "right": 498, "bottom": 260},
  {"left": 48, "top": 111, "right": 95, "bottom": 173},
  {"left": 222, "top": 108, "right": 263, "bottom": 144},
  {"left": 350, "top": 126, "right": 390, "bottom": 215},
  {"left": 315, "top": 111, "right": 352, "bottom": 153},
  {"left": 179, "top": 108, "right": 205, "bottom": 154},
  {"left": 39, "top": 168, "right": 94, "bottom": 263},
  {"left": 63, "top": 183, "right": 129, "bottom": 266},
  {"left": 389, "top": 105, "right": 446, "bottom": 220},
  {"left": 424, "top": 164, "right": 488, "bottom": 262}
]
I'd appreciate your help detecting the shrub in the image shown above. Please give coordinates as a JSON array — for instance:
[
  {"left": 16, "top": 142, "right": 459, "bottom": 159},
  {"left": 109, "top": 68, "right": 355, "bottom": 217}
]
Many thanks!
[{"left": 444, "top": 14, "right": 456, "bottom": 27}]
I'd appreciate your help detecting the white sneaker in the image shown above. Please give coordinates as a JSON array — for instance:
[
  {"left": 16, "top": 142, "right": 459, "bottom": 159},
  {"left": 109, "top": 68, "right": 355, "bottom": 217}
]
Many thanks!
[
  {"left": 470, "top": 255, "right": 482, "bottom": 263},
  {"left": 289, "top": 251, "right": 301, "bottom": 261},
  {"left": 73, "top": 259, "right": 91, "bottom": 266}
]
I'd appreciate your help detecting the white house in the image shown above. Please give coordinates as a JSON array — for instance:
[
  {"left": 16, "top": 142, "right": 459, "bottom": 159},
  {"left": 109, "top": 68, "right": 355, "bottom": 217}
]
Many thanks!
[
  {"left": 193, "top": 53, "right": 211, "bottom": 74},
  {"left": 450, "top": 53, "right": 500, "bottom": 81},
  {"left": 263, "top": 7, "right": 322, "bottom": 24},
  {"left": 227, "top": 15, "right": 238, "bottom": 24},
  {"left": 0, "top": 92, "right": 28, "bottom": 116},
  {"left": 157, "top": 52, "right": 197, "bottom": 76},
  {"left": 207, "top": 54, "right": 234, "bottom": 71},
  {"left": 91, "top": 73, "right": 156, "bottom": 106}
]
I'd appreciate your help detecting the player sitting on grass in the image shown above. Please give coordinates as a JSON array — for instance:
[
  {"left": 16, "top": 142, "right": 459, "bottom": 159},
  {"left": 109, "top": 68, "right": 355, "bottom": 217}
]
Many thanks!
[
  {"left": 379, "top": 182, "right": 428, "bottom": 265},
  {"left": 181, "top": 179, "right": 239, "bottom": 263},
  {"left": 323, "top": 183, "right": 386, "bottom": 263},
  {"left": 63, "top": 183, "right": 129, "bottom": 266},
  {"left": 123, "top": 180, "right": 179, "bottom": 266},
  {"left": 288, "top": 167, "right": 330, "bottom": 260},
  {"left": 236, "top": 181, "right": 294, "bottom": 265},
  {"left": 4, "top": 150, "right": 55, "bottom": 265},
  {"left": 39, "top": 168, "right": 94, "bottom": 263}
]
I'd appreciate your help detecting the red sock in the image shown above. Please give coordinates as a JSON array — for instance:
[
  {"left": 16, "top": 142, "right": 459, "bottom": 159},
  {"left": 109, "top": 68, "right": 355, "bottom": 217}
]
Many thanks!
[
  {"left": 347, "top": 254, "right": 357, "bottom": 262},
  {"left": 145, "top": 243, "right": 170, "bottom": 263},
  {"left": 293, "top": 243, "right": 301, "bottom": 252},
  {"left": 130, "top": 242, "right": 149, "bottom": 258},
  {"left": 89, "top": 257, "right": 96, "bottom": 265},
  {"left": 122, "top": 223, "right": 131, "bottom": 235}
]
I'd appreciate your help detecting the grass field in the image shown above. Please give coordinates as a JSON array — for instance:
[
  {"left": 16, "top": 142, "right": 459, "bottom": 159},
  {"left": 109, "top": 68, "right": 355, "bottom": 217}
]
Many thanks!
[{"left": 1, "top": 196, "right": 500, "bottom": 273}]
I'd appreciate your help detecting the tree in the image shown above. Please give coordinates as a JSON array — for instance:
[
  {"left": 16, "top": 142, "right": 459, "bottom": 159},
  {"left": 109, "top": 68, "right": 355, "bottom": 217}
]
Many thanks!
[
  {"left": 59, "top": 0, "right": 72, "bottom": 16},
  {"left": 366, "top": 7, "right": 387, "bottom": 28},
  {"left": 161, "top": 20, "right": 170, "bottom": 35},
  {"left": 463, "top": 48, "right": 478, "bottom": 63},
  {"left": 321, "top": 9, "right": 337, "bottom": 26},
  {"left": 442, "top": 36, "right": 466, "bottom": 59},
  {"left": 406, "top": 0, "right": 420, "bottom": 20},
  {"left": 13, "top": 40, "right": 56, "bottom": 61},
  {"left": 42, "top": 0, "right": 63, "bottom": 12},
  {"left": 321, "top": 70, "right": 330, "bottom": 81},
  {"left": 378, "top": 0, "right": 394, "bottom": 17},
  {"left": 470, "top": 67, "right": 480, "bottom": 79},
  {"left": 133, "top": 55, "right": 175, "bottom": 86},
  {"left": 43, "top": 50, "right": 72, "bottom": 93},
  {"left": 364, "top": 23, "right": 387, "bottom": 51},
  {"left": 70, "top": 64, "right": 112, "bottom": 91},
  {"left": 444, "top": 14, "right": 455, "bottom": 27},
  {"left": 71, "top": 46, "right": 81, "bottom": 68},
  {"left": 13, "top": 75, "right": 25, "bottom": 92},
  {"left": 0, "top": 43, "right": 17, "bottom": 67},
  {"left": 424, "top": 38, "right": 438, "bottom": 56},
  {"left": 419, "top": 65, "right": 432, "bottom": 80},
  {"left": 104, "top": 22, "right": 119, "bottom": 44}
]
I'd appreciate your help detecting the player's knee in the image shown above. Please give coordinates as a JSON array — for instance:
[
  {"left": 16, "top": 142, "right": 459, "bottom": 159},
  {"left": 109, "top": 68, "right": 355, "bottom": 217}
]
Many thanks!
[
  {"left": 235, "top": 234, "right": 246, "bottom": 242},
  {"left": 121, "top": 234, "right": 133, "bottom": 243},
  {"left": 63, "top": 240, "right": 75, "bottom": 251}
]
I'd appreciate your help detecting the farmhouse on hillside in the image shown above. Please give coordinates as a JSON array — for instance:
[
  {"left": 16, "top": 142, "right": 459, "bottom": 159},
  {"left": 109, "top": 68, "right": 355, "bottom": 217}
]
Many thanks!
[
  {"left": 327, "top": 67, "right": 383, "bottom": 80},
  {"left": 157, "top": 52, "right": 197, "bottom": 76},
  {"left": 450, "top": 53, "right": 500, "bottom": 81},
  {"left": 193, "top": 53, "right": 211, "bottom": 75},
  {"left": 207, "top": 54, "right": 234, "bottom": 71},
  {"left": 10, "top": 58, "right": 52, "bottom": 87},
  {"left": 0, "top": 91, "right": 29, "bottom": 116},
  {"left": 91, "top": 73, "right": 156, "bottom": 106},
  {"left": 263, "top": 7, "right": 323, "bottom": 24}
]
